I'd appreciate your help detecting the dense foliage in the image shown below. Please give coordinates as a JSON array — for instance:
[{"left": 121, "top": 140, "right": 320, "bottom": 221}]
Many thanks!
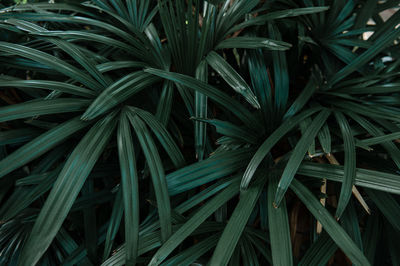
[{"left": 1, "top": 0, "right": 400, "bottom": 265}]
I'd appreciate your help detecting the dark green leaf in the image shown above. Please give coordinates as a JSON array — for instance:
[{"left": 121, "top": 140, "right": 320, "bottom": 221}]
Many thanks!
[
  {"left": 0, "top": 98, "right": 90, "bottom": 123},
  {"left": 290, "top": 179, "right": 370, "bottom": 265},
  {"left": 126, "top": 110, "right": 172, "bottom": 242},
  {"left": 274, "top": 109, "right": 331, "bottom": 206},
  {"left": 334, "top": 112, "right": 356, "bottom": 218},
  {"left": 18, "top": 112, "right": 117, "bottom": 266},
  {"left": 209, "top": 176, "right": 266, "bottom": 266},
  {"left": 267, "top": 173, "right": 293, "bottom": 266},
  {"left": 117, "top": 110, "right": 140, "bottom": 265}
]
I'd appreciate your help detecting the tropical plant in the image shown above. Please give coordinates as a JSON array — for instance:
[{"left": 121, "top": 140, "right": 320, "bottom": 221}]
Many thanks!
[{"left": 0, "top": 0, "right": 400, "bottom": 265}]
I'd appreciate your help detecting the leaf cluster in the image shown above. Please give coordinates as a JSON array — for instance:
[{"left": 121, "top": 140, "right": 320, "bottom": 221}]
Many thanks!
[{"left": 1, "top": 0, "right": 400, "bottom": 265}]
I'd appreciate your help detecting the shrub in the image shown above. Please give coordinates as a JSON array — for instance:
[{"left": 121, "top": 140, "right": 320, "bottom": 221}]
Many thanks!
[{"left": 0, "top": 0, "right": 400, "bottom": 265}]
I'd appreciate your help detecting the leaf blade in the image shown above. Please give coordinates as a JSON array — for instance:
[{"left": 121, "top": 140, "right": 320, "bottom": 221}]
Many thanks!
[
  {"left": 17, "top": 112, "right": 118, "bottom": 266},
  {"left": 290, "top": 179, "right": 370, "bottom": 266},
  {"left": 274, "top": 109, "right": 331, "bottom": 206},
  {"left": 117, "top": 111, "right": 140, "bottom": 265}
]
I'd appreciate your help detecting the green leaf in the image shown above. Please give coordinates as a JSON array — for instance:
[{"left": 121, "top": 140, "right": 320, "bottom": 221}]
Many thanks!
[
  {"left": 360, "top": 131, "right": 400, "bottom": 146},
  {"left": 269, "top": 23, "right": 289, "bottom": 116},
  {"left": 290, "top": 179, "right": 370, "bottom": 265},
  {"left": 334, "top": 112, "right": 356, "bottom": 218},
  {"left": 329, "top": 26, "right": 400, "bottom": 86},
  {"left": 365, "top": 189, "right": 400, "bottom": 232},
  {"left": 298, "top": 162, "right": 400, "bottom": 195},
  {"left": 336, "top": 83, "right": 400, "bottom": 95},
  {"left": 0, "top": 79, "right": 97, "bottom": 98},
  {"left": 194, "top": 60, "right": 208, "bottom": 161},
  {"left": 341, "top": 199, "right": 363, "bottom": 250},
  {"left": 242, "top": 107, "right": 322, "bottom": 189},
  {"left": 34, "top": 30, "right": 142, "bottom": 58},
  {"left": 247, "top": 46, "right": 273, "bottom": 125},
  {"left": 230, "top": 7, "right": 330, "bottom": 34},
  {"left": 117, "top": 110, "right": 140, "bottom": 266},
  {"left": 82, "top": 180, "right": 97, "bottom": 262},
  {"left": 284, "top": 73, "right": 319, "bottom": 119},
  {"left": 216, "top": 37, "right": 291, "bottom": 50},
  {"left": 267, "top": 173, "right": 293, "bottom": 266},
  {"left": 0, "top": 98, "right": 90, "bottom": 123},
  {"left": 144, "top": 68, "right": 259, "bottom": 129},
  {"left": 1, "top": 3, "right": 94, "bottom": 14},
  {"left": 49, "top": 38, "right": 110, "bottom": 89},
  {"left": 148, "top": 177, "right": 240, "bottom": 265},
  {"left": 96, "top": 61, "right": 148, "bottom": 73},
  {"left": 362, "top": 213, "right": 381, "bottom": 264},
  {"left": 0, "top": 117, "right": 90, "bottom": 178},
  {"left": 206, "top": 51, "right": 260, "bottom": 109},
  {"left": 299, "top": 232, "right": 337, "bottom": 266},
  {"left": 209, "top": 175, "right": 267, "bottom": 266},
  {"left": 274, "top": 109, "right": 331, "bottom": 206},
  {"left": 215, "top": 0, "right": 258, "bottom": 40},
  {"left": 0, "top": 169, "right": 59, "bottom": 221},
  {"left": 126, "top": 111, "right": 172, "bottom": 242},
  {"left": 81, "top": 71, "right": 160, "bottom": 120},
  {"left": 333, "top": 100, "right": 400, "bottom": 122},
  {"left": 162, "top": 234, "right": 220, "bottom": 266},
  {"left": 175, "top": 177, "right": 237, "bottom": 214},
  {"left": 0, "top": 41, "right": 101, "bottom": 90},
  {"left": 194, "top": 118, "right": 258, "bottom": 144},
  {"left": 156, "top": 80, "right": 174, "bottom": 126},
  {"left": 131, "top": 107, "right": 185, "bottom": 168},
  {"left": 348, "top": 112, "right": 400, "bottom": 169},
  {"left": 102, "top": 188, "right": 124, "bottom": 262},
  {"left": 168, "top": 148, "right": 254, "bottom": 196},
  {"left": 317, "top": 123, "right": 332, "bottom": 154},
  {"left": 0, "top": 128, "right": 41, "bottom": 146},
  {"left": 17, "top": 112, "right": 118, "bottom": 266}
]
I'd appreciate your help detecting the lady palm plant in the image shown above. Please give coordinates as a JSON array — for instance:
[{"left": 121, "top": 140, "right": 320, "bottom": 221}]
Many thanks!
[{"left": 0, "top": 0, "right": 400, "bottom": 265}]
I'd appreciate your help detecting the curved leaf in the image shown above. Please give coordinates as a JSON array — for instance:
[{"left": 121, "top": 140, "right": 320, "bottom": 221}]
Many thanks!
[
  {"left": 126, "top": 110, "right": 172, "bottom": 242},
  {"left": 117, "top": 111, "right": 140, "bottom": 266},
  {"left": 82, "top": 71, "right": 160, "bottom": 120},
  {"left": 144, "top": 68, "right": 259, "bottom": 129},
  {"left": 241, "top": 107, "right": 321, "bottom": 189},
  {"left": 206, "top": 51, "right": 260, "bottom": 109},
  {"left": 209, "top": 175, "right": 266, "bottom": 266},
  {"left": 0, "top": 41, "right": 101, "bottom": 90},
  {"left": 290, "top": 179, "right": 370, "bottom": 266},
  {"left": 0, "top": 98, "right": 90, "bottom": 123},
  {"left": 334, "top": 112, "right": 356, "bottom": 218},
  {"left": 274, "top": 109, "right": 331, "bottom": 206},
  {"left": 0, "top": 117, "right": 91, "bottom": 178},
  {"left": 17, "top": 112, "right": 118, "bottom": 266}
]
